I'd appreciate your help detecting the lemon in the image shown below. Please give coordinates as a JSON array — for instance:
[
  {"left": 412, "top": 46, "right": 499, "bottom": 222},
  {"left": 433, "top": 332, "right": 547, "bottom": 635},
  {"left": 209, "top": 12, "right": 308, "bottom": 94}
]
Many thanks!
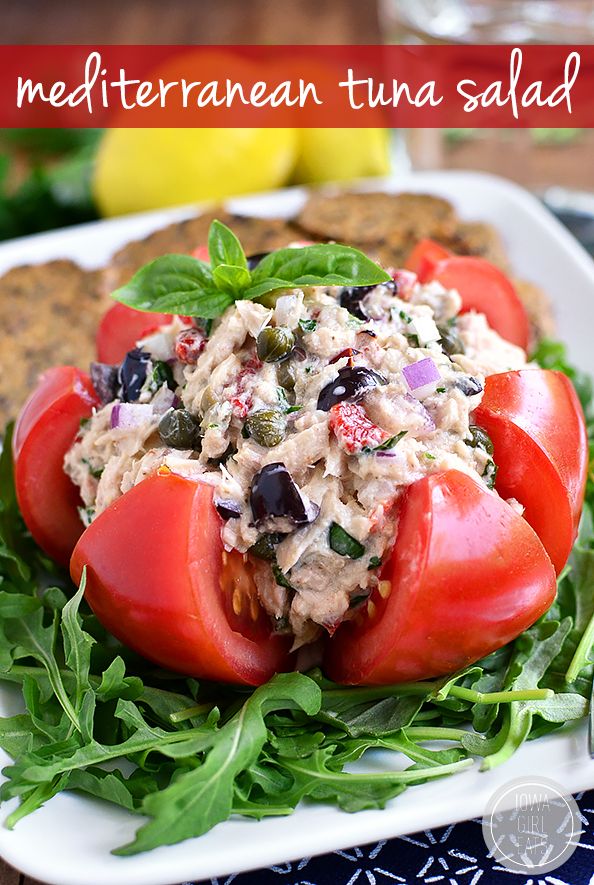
[
  {"left": 292, "top": 128, "right": 391, "bottom": 185},
  {"left": 94, "top": 128, "right": 298, "bottom": 217}
]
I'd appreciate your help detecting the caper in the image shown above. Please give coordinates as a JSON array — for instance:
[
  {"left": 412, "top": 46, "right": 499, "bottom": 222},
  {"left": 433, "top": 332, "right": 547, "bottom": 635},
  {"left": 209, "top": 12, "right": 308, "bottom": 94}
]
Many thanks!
[
  {"left": 466, "top": 424, "right": 494, "bottom": 455},
  {"left": 158, "top": 409, "right": 201, "bottom": 449},
  {"left": 200, "top": 385, "right": 217, "bottom": 413},
  {"left": 256, "top": 326, "right": 295, "bottom": 363},
  {"left": 437, "top": 322, "right": 465, "bottom": 357},
  {"left": 249, "top": 532, "right": 285, "bottom": 561},
  {"left": 277, "top": 359, "right": 296, "bottom": 391},
  {"left": 245, "top": 409, "right": 286, "bottom": 447}
]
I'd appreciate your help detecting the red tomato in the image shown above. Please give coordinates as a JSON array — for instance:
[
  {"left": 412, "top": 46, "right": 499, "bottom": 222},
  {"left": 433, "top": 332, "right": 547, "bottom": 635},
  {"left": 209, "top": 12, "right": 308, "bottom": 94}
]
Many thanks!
[
  {"left": 325, "top": 470, "right": 555, "bottom": 685},
  {"left": 191, "top": 245, "right": 210, "bottom": 262},
  {"left": 13, "top": 367, "right": 99, "bottom": 566},
  {"left": 96, "top": 303, "right": 171, "bottom": 364},
  {"left": 70, "top": 472, "right": 292, "bottom": 685},
  {"left": 474, "top": 369, "right": 588, "bottom": 574},
  {"left": 427, "top": 256, "right": 530, "bottom": 350},
  {"left": 405, "top": 238, "right": 451, "bottom": 282}
]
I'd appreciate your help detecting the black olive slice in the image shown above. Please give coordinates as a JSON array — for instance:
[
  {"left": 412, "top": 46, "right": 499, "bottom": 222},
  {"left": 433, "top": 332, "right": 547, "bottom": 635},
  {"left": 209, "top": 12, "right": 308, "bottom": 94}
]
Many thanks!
[
  {"left": 246, "top": 252, "right": 270, "bottom": 270},
  {"left": 214, "top": 499, "right": 242, "bottom": 520},
  {"left": 317, "top": 366, "right": 386, "bottom": 411},
  {"left": 455, "top": 376, "right": 483, "bottom": 397},
  {"left": 90, "top": 362, "right": 119, "bottom": 405},
  {"left": 118, "top": 349, "right": 151, "bottom": 402},
  {"left": 250, "top": 462, "right": 319, "bottom": 527}
]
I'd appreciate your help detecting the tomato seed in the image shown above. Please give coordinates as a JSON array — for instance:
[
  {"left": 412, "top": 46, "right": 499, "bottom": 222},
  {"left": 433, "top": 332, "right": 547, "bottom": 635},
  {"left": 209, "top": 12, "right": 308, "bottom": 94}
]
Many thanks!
[{"left": 378, "top": 580, "right": 392, "bottom": 599}]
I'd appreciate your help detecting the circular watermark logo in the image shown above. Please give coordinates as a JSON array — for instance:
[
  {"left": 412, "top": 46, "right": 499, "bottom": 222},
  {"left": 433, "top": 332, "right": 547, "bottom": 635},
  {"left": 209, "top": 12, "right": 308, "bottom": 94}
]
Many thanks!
[{"left": 482, "top": 776, "right": 582, "bottom": 874}]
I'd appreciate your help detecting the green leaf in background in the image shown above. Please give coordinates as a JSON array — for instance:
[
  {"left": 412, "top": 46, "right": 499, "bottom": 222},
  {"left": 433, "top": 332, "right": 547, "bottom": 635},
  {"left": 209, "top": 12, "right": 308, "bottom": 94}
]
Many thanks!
[
  {"left": 208, "top": 219, "right": 248, "bottom": 270},
  {"left": 0, "top": 130, "right": 102, "bottom": 241}
]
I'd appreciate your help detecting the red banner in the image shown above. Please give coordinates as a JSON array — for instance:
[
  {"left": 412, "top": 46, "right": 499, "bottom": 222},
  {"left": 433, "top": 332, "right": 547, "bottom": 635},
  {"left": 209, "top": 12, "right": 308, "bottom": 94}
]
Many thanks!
[{"left": 0, "top": 44, "right": 592, "bottom": 127}]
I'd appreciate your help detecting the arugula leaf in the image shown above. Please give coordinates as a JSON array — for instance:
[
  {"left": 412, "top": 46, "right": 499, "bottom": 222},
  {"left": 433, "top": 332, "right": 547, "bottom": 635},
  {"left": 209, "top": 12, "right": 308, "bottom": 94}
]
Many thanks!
[{"left": 115, "top": 673, "right": 320, "bottom": 854}]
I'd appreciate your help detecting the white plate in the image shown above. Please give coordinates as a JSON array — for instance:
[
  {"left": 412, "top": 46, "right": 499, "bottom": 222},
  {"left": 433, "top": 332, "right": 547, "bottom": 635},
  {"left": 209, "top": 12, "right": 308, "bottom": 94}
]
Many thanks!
[{"left": 1, "top": 171, "right": 594, "bottom": 885}]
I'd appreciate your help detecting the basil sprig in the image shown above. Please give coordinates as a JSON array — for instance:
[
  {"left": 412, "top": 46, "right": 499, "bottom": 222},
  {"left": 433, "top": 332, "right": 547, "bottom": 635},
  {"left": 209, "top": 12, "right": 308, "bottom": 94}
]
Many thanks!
[{"left": 112, "top": 219, "right": 391, "bottom": 318}]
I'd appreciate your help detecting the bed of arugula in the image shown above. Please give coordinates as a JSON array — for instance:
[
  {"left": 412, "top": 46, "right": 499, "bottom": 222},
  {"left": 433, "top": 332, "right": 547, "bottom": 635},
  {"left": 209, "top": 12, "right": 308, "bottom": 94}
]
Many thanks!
[{"left": 0, "top": 339, "right": 592, "bottom": 855}]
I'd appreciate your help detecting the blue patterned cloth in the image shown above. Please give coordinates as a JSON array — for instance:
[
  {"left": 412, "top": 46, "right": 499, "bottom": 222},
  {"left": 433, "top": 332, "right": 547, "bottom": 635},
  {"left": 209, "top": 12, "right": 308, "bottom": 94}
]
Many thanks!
[{"left": 198, "top": 790, "right": 594, "bottom": 885}]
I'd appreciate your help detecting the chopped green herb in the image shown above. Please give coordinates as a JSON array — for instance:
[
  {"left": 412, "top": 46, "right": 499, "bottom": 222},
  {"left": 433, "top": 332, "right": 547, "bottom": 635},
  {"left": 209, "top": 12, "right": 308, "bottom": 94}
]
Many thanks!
[
  {"left": 329, "top": 522, "right": 365, "bottom": 559},
  {"left": 277, "top": 387, "right": 301, "bottom": 415},
  {"left": 483, "top": 459, "right": 498, "bottom": 490},
  {"left": 150, "top": 361, "right": 175, "bottom": 392},
  {"left": 466, "top": 425, "right": 495, "bottom": 456},
  {"left": 249, "top": 533, "right": 285, "bottom": 562},
  {"left": 362, "top": 430, "right": 407, "bottom": 454},
  {"left": 399, "top": 310, "right": 412, "bottom": 324},
  {"left": 272, "top": 564, "right": 295, "bottom": 591},
  {"left": 424, "top": 453, "right": 436, "bottom": 461},
  {"left": 368, "top": 555, "right": 382, "bottom": 570},
  {"left": 436, "top": 387, "right": 446, "bottom": 394},
  {"left": 299, "top": 318, "right": 318, "bottom": 333},
  {"left": 82, "top": 458, "right": 104, "bottom": 479}
]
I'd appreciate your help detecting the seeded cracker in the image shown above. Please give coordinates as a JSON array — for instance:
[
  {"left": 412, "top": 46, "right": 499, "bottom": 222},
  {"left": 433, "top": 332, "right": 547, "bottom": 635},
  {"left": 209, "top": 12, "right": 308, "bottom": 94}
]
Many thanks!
[
  {"left": 0, "top": 261, "right": 106, "bottom": 426},
  {"left": 296, "top": 191, "right": 458, "bottom": 245}
]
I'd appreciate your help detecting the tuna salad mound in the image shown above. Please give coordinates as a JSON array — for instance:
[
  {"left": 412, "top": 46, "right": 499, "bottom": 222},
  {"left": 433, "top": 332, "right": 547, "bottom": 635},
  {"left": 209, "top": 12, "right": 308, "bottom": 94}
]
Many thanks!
[{"left": 65, "top": 271, "right": 527, "bottom": 649}]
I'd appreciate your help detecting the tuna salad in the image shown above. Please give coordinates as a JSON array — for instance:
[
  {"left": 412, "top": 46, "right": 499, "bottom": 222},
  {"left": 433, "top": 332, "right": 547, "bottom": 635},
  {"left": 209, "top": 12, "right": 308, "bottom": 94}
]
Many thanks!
[{"left": 65, "top": 271, "right": 527, "bottom": 648}]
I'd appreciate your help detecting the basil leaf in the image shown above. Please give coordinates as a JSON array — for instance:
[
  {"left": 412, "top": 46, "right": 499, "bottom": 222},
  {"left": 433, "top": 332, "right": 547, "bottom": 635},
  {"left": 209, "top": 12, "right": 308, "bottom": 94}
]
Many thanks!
[
  {"left": 251, "top": 244, "right": 391, "bottom": 288},
  {"left": 329, "top": 522, "right": 365, "bottom": 560},
  {"left": 212, "top": 264, "right": 251, "bottom": 296},
  {"left": 208, "top": 219, "right": 248, "bottom": 271},
  {"left": 113, "top": 254, "right": 233, "bottom": 318}
]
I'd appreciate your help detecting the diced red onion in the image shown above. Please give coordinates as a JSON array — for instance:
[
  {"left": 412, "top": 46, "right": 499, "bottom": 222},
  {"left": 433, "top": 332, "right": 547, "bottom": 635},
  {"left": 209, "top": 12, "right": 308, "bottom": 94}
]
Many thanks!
[
  {"left": 402, "top": 358, "right": 441, "bottom": 400},
  {"left": 110, "top": 402, "right": 154, "bottom": 430}
]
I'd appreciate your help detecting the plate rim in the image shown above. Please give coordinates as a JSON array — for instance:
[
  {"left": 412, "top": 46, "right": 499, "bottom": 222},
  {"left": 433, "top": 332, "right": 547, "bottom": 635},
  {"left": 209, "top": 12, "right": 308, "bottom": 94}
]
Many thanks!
[{"left": 1, "top": 170, "right": 594, "bottom": 885}]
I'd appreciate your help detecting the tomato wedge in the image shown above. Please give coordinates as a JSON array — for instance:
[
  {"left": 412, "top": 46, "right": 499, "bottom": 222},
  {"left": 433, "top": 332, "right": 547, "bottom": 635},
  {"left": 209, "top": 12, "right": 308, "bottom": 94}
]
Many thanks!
[
  {"left": 426, "top": 255, "right": 530, "bottom": 350},
  {"left": 70, "top": 472, "right": 293, "bottom": 685},
  {"left": 325, "top": 470, "right": 555, "bottom": 685},
  {"left": 13, "top": 367, "right": 99, "bottom": 566},
  {"left": 474, "top": 369, "right": 588, "bottom": 574},
  {"left": 96, "top": 303, "right": 171, "bottom": 364},
  {"left": 405, "top": 238, "right": 451, "bottom": 282}
]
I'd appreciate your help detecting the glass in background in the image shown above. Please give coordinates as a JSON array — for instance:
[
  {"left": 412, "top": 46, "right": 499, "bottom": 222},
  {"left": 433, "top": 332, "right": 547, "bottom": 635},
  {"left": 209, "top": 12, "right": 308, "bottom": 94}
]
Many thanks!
[
  {"left": 380, "top": 0, "right": 594, "bottom": 44},
  {"left": 381, "top": 0, "right": 594, "bottom": 247}
]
